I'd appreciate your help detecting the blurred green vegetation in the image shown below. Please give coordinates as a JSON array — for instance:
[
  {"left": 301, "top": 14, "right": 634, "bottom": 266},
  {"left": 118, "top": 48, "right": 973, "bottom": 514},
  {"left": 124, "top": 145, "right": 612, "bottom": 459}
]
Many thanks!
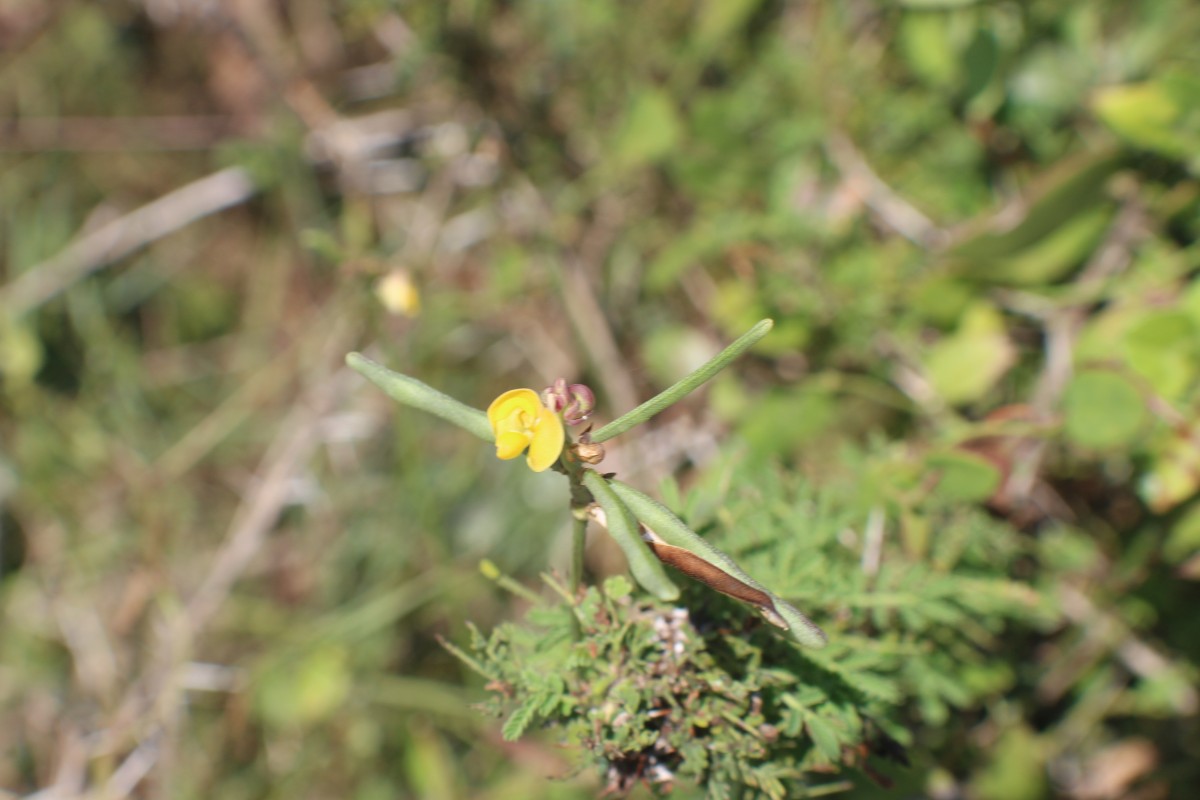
[{"left": 2, "top": 0, "right": 1199, "bottom": 798}]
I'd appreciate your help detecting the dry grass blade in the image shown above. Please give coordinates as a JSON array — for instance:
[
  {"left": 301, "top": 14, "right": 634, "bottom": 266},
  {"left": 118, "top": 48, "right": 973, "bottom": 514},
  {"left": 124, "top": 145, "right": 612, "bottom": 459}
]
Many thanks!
[{"left": 0, "top": 167, "right": 256, "bottom": 316}]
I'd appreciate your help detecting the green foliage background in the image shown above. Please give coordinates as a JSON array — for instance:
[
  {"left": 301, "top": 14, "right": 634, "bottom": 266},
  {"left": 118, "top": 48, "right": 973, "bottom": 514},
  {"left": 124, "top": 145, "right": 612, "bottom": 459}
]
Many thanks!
[{"left": 2, "top": 0, "right": 1199, "bottom": 797}]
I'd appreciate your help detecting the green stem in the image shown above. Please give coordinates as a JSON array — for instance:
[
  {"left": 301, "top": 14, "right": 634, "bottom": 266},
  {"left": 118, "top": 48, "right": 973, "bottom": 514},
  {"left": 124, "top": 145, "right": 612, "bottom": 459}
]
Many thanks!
[
  {"left": 570, "top": 515, "right": 587, "bottom": 595},
  {"left": 479, "top": 559, "right": 543, "bottom": 604},
  {"left": 346, "top": 353, "right": 492, "bottom": 441},
  {"left": 590, "top": 319, "right": 774, "bottom": 443}
]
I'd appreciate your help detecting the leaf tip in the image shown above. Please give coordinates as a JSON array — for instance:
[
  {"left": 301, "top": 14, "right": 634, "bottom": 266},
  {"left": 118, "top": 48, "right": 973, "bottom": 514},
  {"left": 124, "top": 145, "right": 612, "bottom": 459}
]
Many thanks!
[
  {"left": 776, "top": 599, "right": 829, "bottom": 649},
  {"left": 656, "top": 584, "right": 682, "bottom": 602}
]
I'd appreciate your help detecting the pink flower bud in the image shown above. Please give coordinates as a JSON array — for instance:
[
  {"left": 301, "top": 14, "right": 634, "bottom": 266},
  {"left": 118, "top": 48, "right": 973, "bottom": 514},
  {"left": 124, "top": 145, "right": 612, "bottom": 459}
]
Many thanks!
[
  {"left": 541, "top": 378, "right": 569, "bottom": 412},
  {"left": 563, "top": 383, "right": 595, "bottom": 425}
]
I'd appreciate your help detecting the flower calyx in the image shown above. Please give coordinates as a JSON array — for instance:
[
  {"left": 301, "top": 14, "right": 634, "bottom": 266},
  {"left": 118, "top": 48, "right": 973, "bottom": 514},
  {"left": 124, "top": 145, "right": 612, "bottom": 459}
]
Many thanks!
[
  {"left": 571, "top": 427, "right": 606, "bottom": 465},
  {"left": 542, "top": 379, "right": 595, "bottom": 426}
]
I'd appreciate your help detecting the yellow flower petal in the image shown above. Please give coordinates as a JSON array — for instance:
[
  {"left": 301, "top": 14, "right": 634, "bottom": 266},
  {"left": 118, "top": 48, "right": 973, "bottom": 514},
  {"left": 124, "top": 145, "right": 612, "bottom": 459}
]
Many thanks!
[
  {"left": 526, "top": 406, "right": 564, "bottom": 472},
  {"left": 495, "top": 431, "right": 531, "bottom": 460},
  {"left": 486, "top": 388, "right": 564, "bottom": 472},
  {"left": 375, "top": 269, "right": 421, "bottom": 317},
  {"left": 487, "top": 389, "right": 541, "bottom": 430}
]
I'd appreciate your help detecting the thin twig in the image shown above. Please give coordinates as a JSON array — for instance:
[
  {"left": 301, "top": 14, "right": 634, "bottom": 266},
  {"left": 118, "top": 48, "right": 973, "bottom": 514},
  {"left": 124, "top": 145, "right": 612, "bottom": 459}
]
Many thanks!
[
  {"left": 999, "top": 193, "right": 1146, "bottom": 502},
  {"left": 103, "top": 732, "right": 163, "bottom": 799},
  {"left": 185, "top": 318, "right": 354, "bottom": 632},
  {"left": 1052, "top": 585, "right": 1197, "bottom": 713},
  {"left": 860, "top": 507, "right": 885, "bottom": 582},
  {"left": 825, "top": 132, "right": 946, "bottom": 249},
  {"left": 0, "top": 167, "right": 256, "bottom": 317},
  {"left": 560, "top": 255, "right": 640, "bottom": 415}
]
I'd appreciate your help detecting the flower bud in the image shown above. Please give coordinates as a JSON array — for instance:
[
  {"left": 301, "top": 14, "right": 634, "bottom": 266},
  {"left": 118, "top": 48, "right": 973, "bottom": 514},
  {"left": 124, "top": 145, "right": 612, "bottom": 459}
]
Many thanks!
[
  {"left": 563, "top": 383, "right": 595, "bottom": 425},
  {"left": 541, "top": 378, "right": 569, "bottom": 413}
]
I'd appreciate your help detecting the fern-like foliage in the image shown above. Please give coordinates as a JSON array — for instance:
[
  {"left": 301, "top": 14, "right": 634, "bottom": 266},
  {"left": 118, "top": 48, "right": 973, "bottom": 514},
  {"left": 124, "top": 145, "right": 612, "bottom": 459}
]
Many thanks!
[{"left": 454, "top": 461, "right": 1051, "bottom": 797}]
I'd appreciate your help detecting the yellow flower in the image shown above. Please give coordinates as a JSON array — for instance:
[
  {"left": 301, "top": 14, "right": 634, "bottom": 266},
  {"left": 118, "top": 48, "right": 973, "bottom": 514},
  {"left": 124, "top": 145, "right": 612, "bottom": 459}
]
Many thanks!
[
  {"left": 375, "top": 269, "right": 421, "bottom": 317},
  {"left": 487, "top": 389, "right": 564, "bottom": 472}
]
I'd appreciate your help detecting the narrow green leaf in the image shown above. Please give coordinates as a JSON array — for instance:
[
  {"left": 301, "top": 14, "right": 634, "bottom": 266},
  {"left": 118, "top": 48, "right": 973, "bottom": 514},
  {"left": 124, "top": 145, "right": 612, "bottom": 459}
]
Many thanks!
[
  {"left": 502, "top": 694, "right": 540, "bottom": 741},
  {"left": 974, "top": 205, "right": 1112, "bottom": 286},
  {"left": 591, "top": 319, "right": 774, "bottom": 443},
  {"left": 805, "top": 713, "right": 842, "bottom": 762},
  {"left": 949, "top": 151, "right": 1122, "bottom": 262},
  {"left": 436, "top": 634, "right": 500, "bottom": 682},
  {"left": 582, "top": 471, "right": 680, "bottom": 601},
  {"left": 608, "top": 479, "right": 827, "bottom": 648},
  {"left": 346, "top": 353, "right": 492, "bottom": 441}
]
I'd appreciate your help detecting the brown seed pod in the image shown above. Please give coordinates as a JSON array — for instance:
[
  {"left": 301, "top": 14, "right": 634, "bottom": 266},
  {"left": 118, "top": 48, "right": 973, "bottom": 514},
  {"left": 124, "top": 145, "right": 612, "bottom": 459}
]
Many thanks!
[{"left": 642, "top": 536, "right": 787, "bottom": 629}]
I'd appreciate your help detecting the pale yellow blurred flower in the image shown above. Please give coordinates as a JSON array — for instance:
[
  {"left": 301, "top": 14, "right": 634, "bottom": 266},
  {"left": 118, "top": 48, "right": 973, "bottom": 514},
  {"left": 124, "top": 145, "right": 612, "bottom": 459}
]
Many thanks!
[{"left": 375, "top": 269, "right": 421, "bottom": 317}]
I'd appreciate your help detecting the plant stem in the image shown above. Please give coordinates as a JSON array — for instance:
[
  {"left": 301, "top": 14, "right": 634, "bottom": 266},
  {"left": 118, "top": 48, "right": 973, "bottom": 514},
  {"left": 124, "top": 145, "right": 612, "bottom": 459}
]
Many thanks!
[
  {"left": 590, "top": 319, "right": 774, "bottom": 443},
  {"left": 570, "top": 515, "right": 587, "bottom": 595}
]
